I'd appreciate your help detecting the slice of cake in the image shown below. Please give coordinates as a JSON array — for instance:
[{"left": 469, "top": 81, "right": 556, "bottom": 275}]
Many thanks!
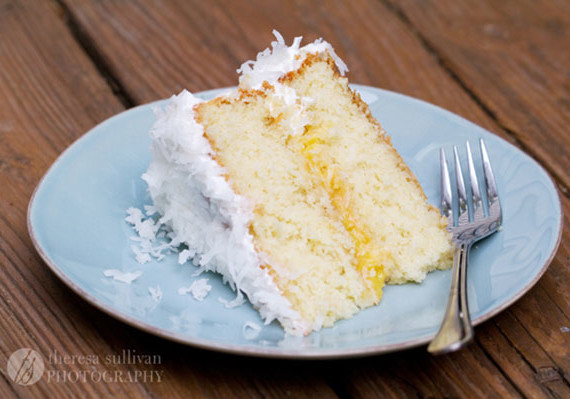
[{"left": 143, "top": 31, "right": 452, "bottom": 335}]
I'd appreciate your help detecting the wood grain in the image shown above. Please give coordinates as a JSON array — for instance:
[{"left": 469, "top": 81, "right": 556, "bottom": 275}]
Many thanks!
[
  {"left": 0, "top": 0, "right": 337, "bottom": 398},
  {"left": 390, "top": 0, "right": 570, "bottom": 191},
  {"left": 1, "top": 0, "right": 568, "bottom": 397},
  {"left": 0, "top": 0, "right": 145, "bottom": 397}
]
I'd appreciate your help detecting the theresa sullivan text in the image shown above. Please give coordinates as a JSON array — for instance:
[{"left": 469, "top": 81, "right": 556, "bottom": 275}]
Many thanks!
[{"left": 48, "top": 349, "right": 161, "bottom": 366}]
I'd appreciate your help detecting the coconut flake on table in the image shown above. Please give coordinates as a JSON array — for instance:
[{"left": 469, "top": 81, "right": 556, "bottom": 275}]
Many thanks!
[
  {"left": 103, "top": 269, "right": 142, "bottom": 284},
  {"left": 148, "top": 285, "right": 162, "bottom": 302},
  {"left": 178, "top": 278, "right": 212, "bottom": 301}
]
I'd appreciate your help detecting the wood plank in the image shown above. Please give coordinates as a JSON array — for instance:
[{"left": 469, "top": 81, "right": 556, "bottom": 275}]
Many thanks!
[
  {"left": 60, "top": 0, "right": 499, "bottom": 134},
  {"left": 390, "top": 0, "right": 570, "bottom": 190},
  {"left": 0, "top": 0, "right": 150, "bottom": 396},
  {"left": 340, "top": 341, "right": 523, "bottom": 398},
  {"left": 0, "top": 0, "right": 336, "bottom": 397},
  {"left": 488, "top": 309, "right": 570, "bottom": 398}
]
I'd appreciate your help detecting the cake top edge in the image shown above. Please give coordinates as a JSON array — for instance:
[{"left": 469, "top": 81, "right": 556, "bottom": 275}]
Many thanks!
[{"left": 237, "top": 29, "right": 348, "bottom": 90}]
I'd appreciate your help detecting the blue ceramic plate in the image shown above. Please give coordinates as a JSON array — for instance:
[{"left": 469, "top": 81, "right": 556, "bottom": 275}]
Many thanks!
[{"left": 28, "top": 85, "right": 562, "bottom": 358}]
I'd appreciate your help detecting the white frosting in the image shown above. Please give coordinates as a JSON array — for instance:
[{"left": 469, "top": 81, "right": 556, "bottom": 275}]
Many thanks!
[
  {"left": 237, "top": 30, "right": 348, "bottom": 90},
  {"left": 142, "top": 90, "right": 307, "bottom": 335}
]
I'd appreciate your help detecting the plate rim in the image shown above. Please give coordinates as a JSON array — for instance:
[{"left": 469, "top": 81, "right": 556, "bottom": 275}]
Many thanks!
[{"left": 27, "top": 85, "right": 564, "bottom": 359}]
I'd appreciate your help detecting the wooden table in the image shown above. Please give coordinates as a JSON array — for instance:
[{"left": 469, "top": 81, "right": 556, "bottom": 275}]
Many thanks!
[{"left": 1, "top": 0, "right": 568, "bottom": 397}]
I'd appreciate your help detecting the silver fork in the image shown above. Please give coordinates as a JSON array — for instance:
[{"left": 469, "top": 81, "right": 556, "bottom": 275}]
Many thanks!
[{"left": 427, "top": 139, "right": 502, "bottom": 355}]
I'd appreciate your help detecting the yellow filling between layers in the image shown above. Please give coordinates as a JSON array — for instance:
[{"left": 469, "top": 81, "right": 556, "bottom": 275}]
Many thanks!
[{"left": 296, "top": 125, "right": 385, "bottom": 300}]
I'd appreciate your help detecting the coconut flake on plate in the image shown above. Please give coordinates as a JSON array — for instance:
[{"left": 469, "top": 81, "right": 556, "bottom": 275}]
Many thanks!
[
  {"left": 126, "top": 206, "right": 179, "bottom": 263},
  {"left": 178, "top": 278, "right": 212, "bottom": 301},
  {"left": 178, "top": 248, "right": 196, "bottom": 265},
  {"left": 218, "top": 291, "right": 246, "bottom": 309},
  {"left": 148, "top": 285, "right": 162, "bottom": 302},
  {"left": 103, "top": 269, "right": 143, "bottom": 284},
  {"left": 242, "top": 321, "right": 262, "bottom": 340}
]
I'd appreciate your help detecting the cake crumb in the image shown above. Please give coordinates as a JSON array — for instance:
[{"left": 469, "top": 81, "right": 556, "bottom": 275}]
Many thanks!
[
  {"left": 178, "top": 279, "right": 212, "bottom": 301},
  {"left": 103, "top": 269, "right": 142, "bottom": 284}
]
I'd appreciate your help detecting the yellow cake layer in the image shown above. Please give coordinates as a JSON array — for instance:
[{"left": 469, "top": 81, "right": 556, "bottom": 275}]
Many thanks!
[
  {"left": 283, "top": 55, "right": 453, "bottom": 284},
  {"left": 195, "top": 92, "right": 379, "bottom": 331}
]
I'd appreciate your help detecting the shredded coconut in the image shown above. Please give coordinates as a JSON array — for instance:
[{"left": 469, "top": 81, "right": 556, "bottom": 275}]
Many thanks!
[
  {"left": 126, "top": 207, "right": 179, "bottom": 263},
  {"left": 178, "top": 278, "right": 212, "bottom": 301},
  {"left": 357, "top": 90, "right": 379, "bottom": 105},
  {"left": 103, "top": 269, "right": 142, "bottom": 284},
  {"left": 236, "top": 30, "right": 341, "bottom": 139},
  {"left": 126, "top": 207, "right": 160, "bottom": 240},
  {"left": 144, "top": 204, "right": 158, "bottom": 216},
  {"left": 141, "top": 90, "right": 308, "bottom": 335},
  {"left": 148, "top": 285, "right": 162, "bottom": 302},
  {"left": 218, "top": 291, "right": 246, "bottom": 309},
  {"left": 242, "top": 321, "right": 262, "bottom": 340},
  {"left": 178, "top": 248, "right": 195, "bottom": 265},
  {"left": 237, "top": 30, "right": 348, "bottom": 90},
  {"left": 131, "top": 245, "right": 152, "bottom": 264},
  {"left": 561, "top": 326, "right": 570, "bottom": 333}
]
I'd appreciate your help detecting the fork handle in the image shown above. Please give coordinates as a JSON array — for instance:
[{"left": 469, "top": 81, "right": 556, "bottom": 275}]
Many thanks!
[{"left": 427, "top": 243, "right": 474, "bottom": 354}]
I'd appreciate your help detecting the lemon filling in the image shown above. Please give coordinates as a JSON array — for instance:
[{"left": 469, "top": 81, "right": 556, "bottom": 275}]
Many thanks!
[{"left": 297, "top": 125, "right": 385, "bottom": 300}]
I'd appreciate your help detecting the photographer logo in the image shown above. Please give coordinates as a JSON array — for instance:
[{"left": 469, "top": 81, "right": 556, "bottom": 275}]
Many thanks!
[{"left": 7, "top": 348, "right": 45, "bottom": 386}]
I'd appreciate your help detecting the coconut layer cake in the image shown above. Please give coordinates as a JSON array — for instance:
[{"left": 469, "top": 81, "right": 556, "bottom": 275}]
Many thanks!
[{"left": 143, "top": 31, "right": 453, "bottom": 335}]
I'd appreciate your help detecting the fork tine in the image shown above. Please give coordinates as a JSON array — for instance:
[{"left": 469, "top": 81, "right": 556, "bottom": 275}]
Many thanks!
[
  {"left": 440, "top": 148, "right": 452, "bottom": 221},
  {"left": 480, "top": 139, "right": 502, "bottom": 221},
  {"left": 454, "top": 146, "right": 469, "bottom": 224},
  {"left": 466, "top": 142, "right": 484, "bottom": 221}
]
